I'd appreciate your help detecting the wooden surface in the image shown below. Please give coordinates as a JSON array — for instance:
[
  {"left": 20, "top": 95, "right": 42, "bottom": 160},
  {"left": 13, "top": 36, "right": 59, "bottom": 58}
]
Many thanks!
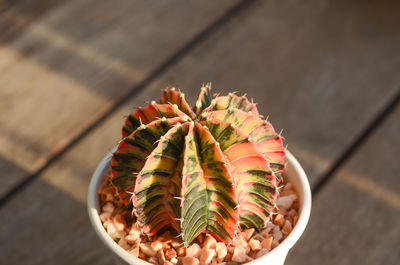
[
  {"left": 148, "top": 0, "right": 400, "bottom": 186},
  {"left": 0, "top": 0, "right": 400, "bottom": 264},
  {"left": 0, "top": 0, "right": 238, "bottom": 196},
  {"left": 287, "top": 105, "right": 400, "bottom": 265}
]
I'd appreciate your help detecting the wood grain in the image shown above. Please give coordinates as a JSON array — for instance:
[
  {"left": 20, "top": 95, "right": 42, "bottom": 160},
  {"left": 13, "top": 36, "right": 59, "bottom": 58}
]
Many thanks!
[
  {"left": 145, "top": 0, "right": 400, "bottom": 186},
  {"left": 0, "top": 90, "right": 163, "bottom": 265},
  {"left": 0, "top": 0, "right": 239, "bottom": 196},
  {"left": 1, "top": 0, "right": 400, "bottom": 264},
  {"left": 0, "top": 0, "right": 65, "bottom": 43},
  {"left": 287, "top": 105, "right": 400, "bottom": 265}
]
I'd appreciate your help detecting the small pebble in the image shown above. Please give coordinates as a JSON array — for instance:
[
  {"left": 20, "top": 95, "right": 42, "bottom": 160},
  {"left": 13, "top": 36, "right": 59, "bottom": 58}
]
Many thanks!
[
  {"left": 128, "top": 246, "right": 139, "bottom": 257},
  {"left": 278, "top": 207, "right": 288, "bottom": 215},
  {"left": 232, "top": 235, "right": 247, "bottom": 248},
  {"left": 151, "top": 240, "right": 164, "bottom": 252},
  {"left": 139, "top": 250, "right": 146, "bottom": 259},
  {"left": 282, "top": 220, "right": 293, "bottom": 235},
  {"left": 99, "top": 212, "right": 111, "bottom": 222},
  {"left": 203, "top": 235, "right": 217, "bottom": 249},
  {"left": 140, "top": 242, "right": 157, "bottom": 257},
  {"left": 255, "top": 248, "right": 269, "bottom": 259},
  {"left": 261, "top": 237, "right": 273, "bottom": 251},
  {"left": 232, "top": 247, "right": 247, "bottom": 263},
  {"left": 272, "top": 240, "right": 279, "bottom": 249},
  {"left": 266, "top": 222, "right": 275, "bottom": 230},
  {"left": 186, "top": 243, "right": 201, "bottom": 259},
  {"left": 102, "top": 202, "right": 114, "bottom": 213},
  {"left": 248, "top": 238, "right": 261, "bottom": 251},
  {"left": 106, "top": 222, "right": 120, "bottom": 240},
  {"left": 243, "top": 228, "right": 255, "bottom": 241},
  {"left": 158, "top": 249, "right": 166, "bottom": 262},
  {"left": 103, "top": 192, "right": 115, "bottom": 202},
  {"left": 293, "top": 215, "right": 299, "bottom": 226},
  {"left": 118, "top": 237, "right": 130, "bottom": 250},
  {"left": 162, "top": 242, "right": 172, "bottom": 251},
  {"left": 252, "top": 233, "right": 265, "bottom": 242},
  {"left": 227, "top": 246, "right": 235, "bottom": 254},
  {"left": 112, "top": 214, "right": 126, "bottom": 232},
  {"left": 125, "top": 234, "right": 140, "bottom": 244},
  {"left": 215, "top": 242, "right": 227, "bottom": 262},
  {"left": 177, "top": 247, "right": 186, "bottom": 257},
  {"left": 200, "top": 248, "right": 216, "bottom": 265},
  {"left": 165, "top": 248, "right": 177, "bottom": 260},
  {"left": 288, "top": 209, "right": 298, "bottom": 217},
  {"left": 148, "top": 257, "right": 158, "bottom": 265},
  {"left": 273, "top": 214, "right": 285, "bottom": 227},
  {"left": 182, "top": 256, "right": 200, "bottom": 265},
  {"left": 129, "top": 226, "right": 142, "bottom": 238},
  {"left": 276, "top": 195, "right": 297, "bottom": 210},
  {"left": 273, "top": 227, "right": 283, "bottom": 242},
  {"left": 171, "top": 239, "right": 181, "bottom": 249}
]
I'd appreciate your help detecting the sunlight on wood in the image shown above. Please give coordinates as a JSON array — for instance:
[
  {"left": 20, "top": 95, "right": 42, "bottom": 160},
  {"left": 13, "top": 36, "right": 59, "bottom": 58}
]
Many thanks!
[
  {"left": 289, "top": 143, "right": 330, "bottom": 171},
  {"left": 337, "top": 170, "right": 400, "bottom": 211},
  {"left": 2, "top": 9, "right": 146, "bottom": 82},
  {"left": 0, "top": 46, "right": 109, "bottom": 172},
  {"left": 289, "top": 144, "right": 400, "bottom": 211},
  {"left": 43, "top": 164, "right": 92, "bottom": 203}
]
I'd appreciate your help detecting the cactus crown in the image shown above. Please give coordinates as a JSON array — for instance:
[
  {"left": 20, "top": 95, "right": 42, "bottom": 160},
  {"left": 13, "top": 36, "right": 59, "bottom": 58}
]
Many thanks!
[{"left": 111, "top": 83, "right": 285, "bottom": 246}]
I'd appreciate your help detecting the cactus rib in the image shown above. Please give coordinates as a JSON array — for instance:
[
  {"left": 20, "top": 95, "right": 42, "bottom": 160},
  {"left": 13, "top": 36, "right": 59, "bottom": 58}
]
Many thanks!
[{"left": 111, "top": 84, "right": 285, "bottom": 245}]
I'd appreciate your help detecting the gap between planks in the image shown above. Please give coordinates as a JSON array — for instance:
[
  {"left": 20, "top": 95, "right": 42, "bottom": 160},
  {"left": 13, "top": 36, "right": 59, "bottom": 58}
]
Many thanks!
[
  {"left": 0, "top": 0, "right": 256, "bottom": 209},
  {"left": 312, "top": 89, "right": 400, "bottom": 196}
]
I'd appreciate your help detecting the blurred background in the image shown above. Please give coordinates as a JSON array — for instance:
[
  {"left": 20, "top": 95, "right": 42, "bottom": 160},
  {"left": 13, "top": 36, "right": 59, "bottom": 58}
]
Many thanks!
[{"left": 0, "top": 0, "right": 399, "bottom": 264}]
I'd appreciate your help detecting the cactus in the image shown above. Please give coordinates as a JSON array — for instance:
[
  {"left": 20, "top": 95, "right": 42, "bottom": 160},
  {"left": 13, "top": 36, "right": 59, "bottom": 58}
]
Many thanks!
[{"left": 111, "top": 83, "right": 285, "bottom": 246}]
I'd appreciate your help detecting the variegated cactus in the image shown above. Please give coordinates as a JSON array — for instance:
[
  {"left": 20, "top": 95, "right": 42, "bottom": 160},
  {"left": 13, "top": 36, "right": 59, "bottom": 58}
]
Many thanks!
[{"left": 111, "top": 83, "right": 285, "bottom": 246}]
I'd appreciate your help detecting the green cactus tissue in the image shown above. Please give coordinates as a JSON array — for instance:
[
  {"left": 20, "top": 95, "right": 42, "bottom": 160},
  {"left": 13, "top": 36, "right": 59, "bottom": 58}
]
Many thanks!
[{"left": 110, "top": 83, "right": 285, "bottom": 246}]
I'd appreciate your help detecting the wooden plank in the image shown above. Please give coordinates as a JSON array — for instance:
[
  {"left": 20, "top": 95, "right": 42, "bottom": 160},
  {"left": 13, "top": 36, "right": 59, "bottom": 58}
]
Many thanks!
[
  {"left": 1, "top": 0, "right": 400, "bottom": 264},
  {"left": 0, "top": 0, "right": 239, "bottom": 196},
  {"left": 0, "top": 0, "right": 65, "bottom": 42},
  {"left": 287, "top": 105, "right": 400, "bottom": 265},
  {"left": 0, "top": 157, "right": 29, "bottom": 198},
  {"left": 146, "top": 0, "right": 400, "bottom": 186},
  {"left": 0, "top": 91, "right": 165, "bottom": 264}
]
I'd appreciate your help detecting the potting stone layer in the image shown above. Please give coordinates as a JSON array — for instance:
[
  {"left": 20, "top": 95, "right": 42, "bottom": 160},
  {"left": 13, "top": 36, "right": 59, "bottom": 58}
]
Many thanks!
[{"left": 98, "top": 172, "right": 299, "bottom": 265}]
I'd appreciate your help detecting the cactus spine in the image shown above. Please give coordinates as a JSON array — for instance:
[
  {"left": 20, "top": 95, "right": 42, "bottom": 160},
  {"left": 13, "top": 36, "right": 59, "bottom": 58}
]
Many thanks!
[{"left": 111, "top": 83, "right": 285, "bottom": 246}]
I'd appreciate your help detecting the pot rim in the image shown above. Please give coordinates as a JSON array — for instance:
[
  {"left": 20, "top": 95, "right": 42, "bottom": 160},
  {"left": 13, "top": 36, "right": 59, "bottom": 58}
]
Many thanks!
[{"left": 88, "top": 149, "right": 312, "bottom": 265}]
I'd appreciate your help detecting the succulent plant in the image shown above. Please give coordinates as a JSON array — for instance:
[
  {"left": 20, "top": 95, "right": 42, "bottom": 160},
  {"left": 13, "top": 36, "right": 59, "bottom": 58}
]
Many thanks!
[{"left": 111, "top": 83, "right": 285, "bottom": 246}]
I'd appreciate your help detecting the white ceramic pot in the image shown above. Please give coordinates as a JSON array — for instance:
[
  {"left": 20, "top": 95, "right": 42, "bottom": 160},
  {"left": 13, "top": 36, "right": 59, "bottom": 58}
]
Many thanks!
[{"left": 88, "top": 150, "right": 312, "bottom": 265}]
